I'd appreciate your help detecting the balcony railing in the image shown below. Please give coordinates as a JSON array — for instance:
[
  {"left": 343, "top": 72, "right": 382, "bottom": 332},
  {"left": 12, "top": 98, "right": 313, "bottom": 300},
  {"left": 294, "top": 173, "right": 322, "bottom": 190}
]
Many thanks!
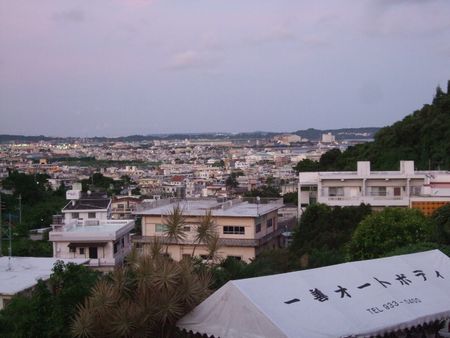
[{"left": 112, "top": 207, "right": 135, "bottom": 213}]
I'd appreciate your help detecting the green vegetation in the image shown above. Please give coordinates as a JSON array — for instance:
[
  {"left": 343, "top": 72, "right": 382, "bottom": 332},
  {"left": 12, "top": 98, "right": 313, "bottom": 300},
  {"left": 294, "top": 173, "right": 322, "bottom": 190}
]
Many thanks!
[
  {"left": 293, "top": 158, "right": 319, "bottom": 172},
  {"left": 71, "top": 252, "right": 210, "bottom": 338},
  {"left": 431, "top": 203, "right": 450, "bottom": 244},
  {"left": 211, "top": 249, "right": 294, "bottom": 289},
  {"left": 0, "top": 261, "right": 100, "bottom": 338},
  {"left": 314, "top": 82, "right": 450, "bottom": 170},
  {"left": 225, "top": 171, "right": 243, "bottom": 189},
  {"left": 243, "top": 185, "right": 281, "bottom": 198},
  {"left": 282, "top": 191, "right": 298, "bottom": 205},
  {"left": 290, "top": 204, "right": 372, "bottom": 268},
  {"left": 1, "top": 171, "right": 66, "bottom": 257},
  {"left": 289, "top": 202, "right": 450, "bottom": 269},
  {"left": 347, "top": 208, "right": 433, "bottom": 260}
]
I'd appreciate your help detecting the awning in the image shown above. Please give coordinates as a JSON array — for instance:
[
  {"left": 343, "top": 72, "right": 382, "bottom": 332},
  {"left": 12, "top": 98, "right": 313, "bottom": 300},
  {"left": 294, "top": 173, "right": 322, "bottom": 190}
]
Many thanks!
[
  {"left": 67, "top": 242, "right": 107, "bottom": 248},
  {"left": 178, "top": 250, "right": 450, "bottom": 338}
]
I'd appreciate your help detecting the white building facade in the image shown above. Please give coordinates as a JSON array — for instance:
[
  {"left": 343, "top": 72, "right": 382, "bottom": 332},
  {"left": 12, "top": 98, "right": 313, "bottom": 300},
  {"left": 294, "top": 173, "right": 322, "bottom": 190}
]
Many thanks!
[
  {"left": 49, "top": 218, "right": 134, "bottom": 271},
  {"left": 298, "top": 161, "right": 450, "bottom": 215}
]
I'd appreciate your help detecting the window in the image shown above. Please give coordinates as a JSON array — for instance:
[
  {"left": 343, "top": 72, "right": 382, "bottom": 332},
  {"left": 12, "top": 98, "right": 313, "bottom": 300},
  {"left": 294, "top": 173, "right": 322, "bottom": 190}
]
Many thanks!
[
  {"left": 88, "top": 212, "right": 96, "bottom": 219},
  {"left": 223, "top": 226, "right": 245, "bottom": 235},
  {"left": 267, "top": 218, "right": 273, "bottom": 228},
  {"left": 71, "top": 212, "right": 79, "bottom": 219},
  {"left": 114, "top": 242, "right": 118, "bottom": 254},
  {"left": 79, "top": 248, "right": 85, "bottom": 255},
  {"left": 255, "top": 223, "right": 261, "bottom": 233},
  {"left": 121, "top": 237, "right": 125, "bottom": 247},
  {"left": 155, "top": 224, "right": 168, "bottom": 232},
  {"left": 69, "top": 246, "right": 76, "bottom": 253},
  {"left": 329, "top": 187, "right": 344, "bottom": 197},
  {"left": 183, "top": 226, "right": 191, "bottom": 232},
  {"left": 227, "top": 256, "right": 242, "bottom": 261},
  {"left": 117, "top": 203, "right": 124, "bottom": 209},
  {"left": 370, "top": 186, "right": 387, "bottom": 196}
]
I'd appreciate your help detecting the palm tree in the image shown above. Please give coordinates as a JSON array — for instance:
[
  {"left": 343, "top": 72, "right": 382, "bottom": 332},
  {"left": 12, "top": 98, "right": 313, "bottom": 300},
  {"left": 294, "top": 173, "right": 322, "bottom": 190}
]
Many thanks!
[
  {"left": 192, "top": 210, "right": 216, "bottom": 257},
  {"left": 162, "top": 204, "right": 187, "bottom": 254},
  {"left": 206, "top": 233, "right": 222, "bottom": 264},
  {"left": 71, "top": 250, "right": 211, "bottom": 338}
]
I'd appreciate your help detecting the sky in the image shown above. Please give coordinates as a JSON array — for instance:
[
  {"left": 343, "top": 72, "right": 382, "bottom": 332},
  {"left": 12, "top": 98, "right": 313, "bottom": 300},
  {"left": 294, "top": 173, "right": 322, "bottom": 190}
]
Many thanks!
[{"left": 1, "top": 0, "right": 450, "bottom": 137}]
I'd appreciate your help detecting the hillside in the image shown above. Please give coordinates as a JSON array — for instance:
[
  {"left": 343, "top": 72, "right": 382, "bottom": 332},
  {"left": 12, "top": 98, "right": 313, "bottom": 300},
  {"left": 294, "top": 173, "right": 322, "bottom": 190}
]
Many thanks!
[
  {"left": 0, "top": 129, "right": 379, "bottom": 144},
  {"left": 326, "top": 81, "right": 450, "bottom": 171}
]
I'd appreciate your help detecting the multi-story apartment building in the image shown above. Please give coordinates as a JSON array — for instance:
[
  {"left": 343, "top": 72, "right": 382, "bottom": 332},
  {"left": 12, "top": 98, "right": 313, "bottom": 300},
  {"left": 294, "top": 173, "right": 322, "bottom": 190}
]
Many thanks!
[
  {"left": 133, "top": 198, "right": 289, "bottom": 262},
  {"left": 298, "top": 161, "right": 450, "bottom": 215},
  {"left": 49, "top": 216, "right": 134, "bottom": 271},
  {"left": 111, "top": 195, "right": 142, "bottom": 220}
]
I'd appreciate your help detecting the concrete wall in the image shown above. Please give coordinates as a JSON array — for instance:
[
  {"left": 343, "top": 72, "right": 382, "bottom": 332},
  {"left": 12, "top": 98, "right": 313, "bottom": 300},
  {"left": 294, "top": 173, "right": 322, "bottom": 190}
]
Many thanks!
[{"left": 53, "top": 233, "right": 131, "bottom": 268}]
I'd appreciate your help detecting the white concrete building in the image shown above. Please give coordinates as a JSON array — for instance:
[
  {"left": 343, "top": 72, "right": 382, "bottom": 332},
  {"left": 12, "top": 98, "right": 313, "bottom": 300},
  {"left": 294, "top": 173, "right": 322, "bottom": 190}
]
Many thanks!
[
  {"left": 321, "top": 132, "right": 336, "bottom": 143},
  {"left": 298, "top": 161, "right": 450, "bottom": 215},
  {"left": 62, "top": 190, "right": 111, "bottom": 222},
  {"left": 49, "top": 218, "right": 134, "bottom": 271}
]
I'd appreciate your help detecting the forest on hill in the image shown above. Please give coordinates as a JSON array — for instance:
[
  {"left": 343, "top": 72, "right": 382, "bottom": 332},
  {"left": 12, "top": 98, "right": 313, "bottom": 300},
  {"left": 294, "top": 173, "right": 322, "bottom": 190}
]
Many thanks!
[{"left": 318, "top": 81, "right": 450, "bottom": 171}]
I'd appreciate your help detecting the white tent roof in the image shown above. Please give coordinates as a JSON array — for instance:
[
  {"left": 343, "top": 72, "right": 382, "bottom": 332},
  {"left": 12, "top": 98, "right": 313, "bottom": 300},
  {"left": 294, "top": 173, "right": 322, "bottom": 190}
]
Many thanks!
[
  {"left": 0, "top": 257, "right": 89, "bottom": 296},
  {"left": 178, "top": 250, "right": 450, "bottom": 338}
]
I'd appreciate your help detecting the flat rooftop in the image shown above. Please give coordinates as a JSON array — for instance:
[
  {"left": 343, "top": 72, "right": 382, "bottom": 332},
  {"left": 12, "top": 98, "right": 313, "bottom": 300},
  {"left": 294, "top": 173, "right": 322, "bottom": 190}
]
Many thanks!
[
  {"left": 136, "top": 199, "right": 282, "bottom": 217},
  {"left": 49, "top": 220, "right": 134, "bottom": 242},
  {"left": 0, "top": 257, "right": 88, "bottom": 296},
  {"left": 63, "top": 221, "right": 132, "bottom": 234}
]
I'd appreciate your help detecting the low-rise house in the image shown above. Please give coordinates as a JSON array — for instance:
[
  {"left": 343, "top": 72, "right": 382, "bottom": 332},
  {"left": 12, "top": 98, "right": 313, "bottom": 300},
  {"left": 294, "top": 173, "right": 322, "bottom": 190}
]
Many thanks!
[
  {"left": 62, "top": 190, "right": 111, "bottom": 222},
  {"left": 49, "top": 216, "right": 134, "bottom": 271}
]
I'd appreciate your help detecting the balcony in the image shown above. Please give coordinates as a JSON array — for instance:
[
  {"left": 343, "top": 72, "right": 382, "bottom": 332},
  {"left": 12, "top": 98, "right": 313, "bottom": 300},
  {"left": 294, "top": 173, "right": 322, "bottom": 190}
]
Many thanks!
[{"left": 112, "top": 207, "right": 135, "bottom": 213}]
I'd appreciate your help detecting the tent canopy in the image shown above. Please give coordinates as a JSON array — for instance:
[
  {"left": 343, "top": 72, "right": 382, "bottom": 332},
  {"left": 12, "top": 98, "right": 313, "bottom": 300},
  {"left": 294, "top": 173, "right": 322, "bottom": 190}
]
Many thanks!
[{"left": 178, "top": 250, "right": 450, "bottom": 338}]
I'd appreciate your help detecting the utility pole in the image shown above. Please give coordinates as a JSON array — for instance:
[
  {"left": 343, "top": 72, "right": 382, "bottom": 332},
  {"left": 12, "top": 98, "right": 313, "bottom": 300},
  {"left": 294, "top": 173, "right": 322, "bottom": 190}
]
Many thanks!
[
  {"left": 7, "top": 213, "right": 12, "bottom": 270},
  {"left": 18, "top": 193, "right": 22, "bottom": 225}
]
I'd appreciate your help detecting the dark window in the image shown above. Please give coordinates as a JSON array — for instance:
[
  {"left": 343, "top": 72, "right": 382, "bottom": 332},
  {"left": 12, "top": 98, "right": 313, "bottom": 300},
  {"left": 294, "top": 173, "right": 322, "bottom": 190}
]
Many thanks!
[
  {"left": 183, "top": 226, "right": 191, "bottom": 232},
  {"left": 227, "top": 256, "right": 242, "bottom": 261},
  {"left": 329, "top": 187, "right": 344, "bottom": 197},
  {"left": 89, "top": 247, "right": 98, "bottom": 259},
  {"left": 69, "top": 246, "right": 76, "bottom": 253},
  {"left": 79, "top": 248, "right": 85, "bottom": 255},
  {"left": 267, "top": 218, "right": 273, "bottom": 228},
  {"left": 256, "top": 223, "right": 261, "bottom": 233},
  {"left": 223, "top": 226, "right": 245, "bottom": 235},
  {"left": 121, "top": 237, "right": 125, "bottom": 247},
  {"left": 71, "top": 212, "right": 79, "bottom": 219},
  {"left": 114, "top": 242, "right": 118, "bottom": 254},
  {"left": 88, "top": 212, "right": 96, "bottom": 219}
]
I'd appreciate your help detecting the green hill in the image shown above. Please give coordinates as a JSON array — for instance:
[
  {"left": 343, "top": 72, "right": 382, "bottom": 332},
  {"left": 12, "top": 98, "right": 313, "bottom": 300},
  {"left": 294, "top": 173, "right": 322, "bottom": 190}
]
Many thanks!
[{"left": 324, "top": 81, "right": 450, "bottom": 171}]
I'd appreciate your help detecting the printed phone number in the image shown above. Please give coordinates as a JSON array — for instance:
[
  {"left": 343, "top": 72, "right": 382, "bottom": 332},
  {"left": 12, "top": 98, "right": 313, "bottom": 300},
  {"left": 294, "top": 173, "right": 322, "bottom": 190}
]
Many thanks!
[{"left": 366, "top": 298, "right": 422, "bottom": 315}]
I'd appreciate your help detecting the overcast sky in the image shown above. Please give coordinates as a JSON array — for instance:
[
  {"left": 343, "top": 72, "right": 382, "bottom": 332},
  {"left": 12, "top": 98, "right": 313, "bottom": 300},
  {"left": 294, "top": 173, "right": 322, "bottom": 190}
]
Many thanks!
[{"left": 1, "top": 0, "right": 449, "bottom": 137}]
